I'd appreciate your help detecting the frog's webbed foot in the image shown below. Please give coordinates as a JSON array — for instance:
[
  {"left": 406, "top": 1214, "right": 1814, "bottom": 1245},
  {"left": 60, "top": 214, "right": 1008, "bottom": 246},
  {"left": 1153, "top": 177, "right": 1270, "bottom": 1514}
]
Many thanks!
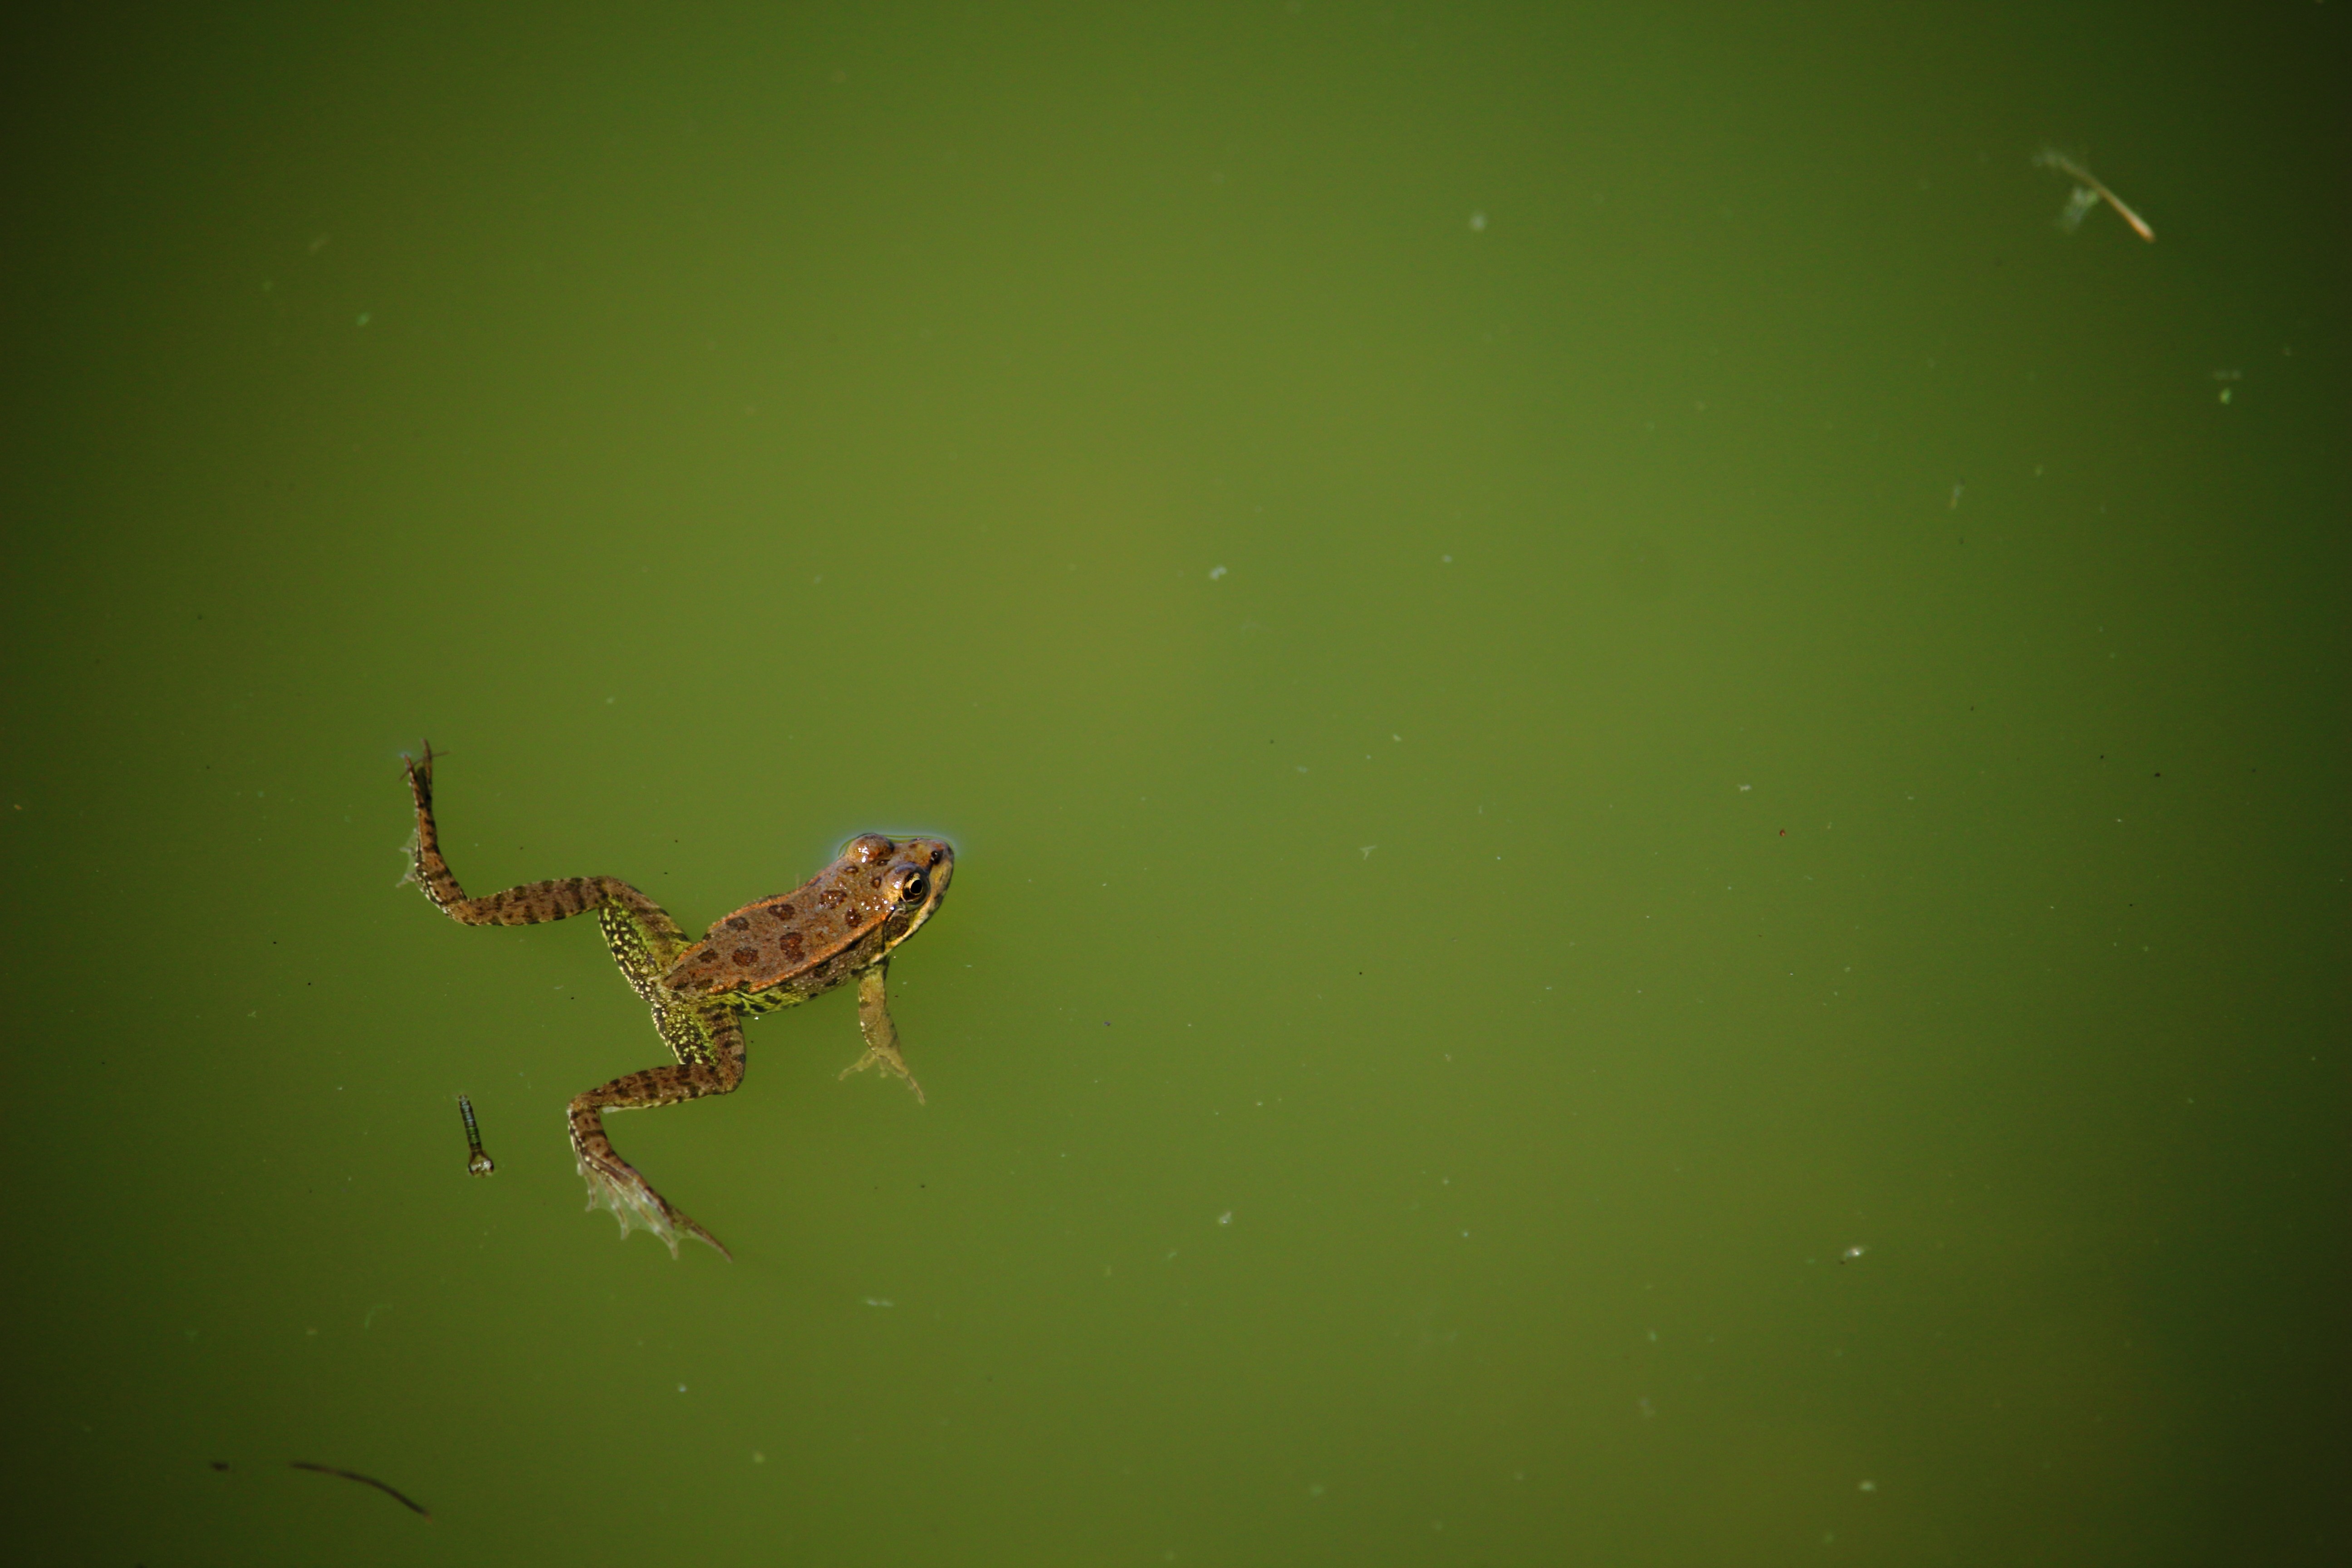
[
  {"left": 575, "top": 1144, "right": 729, "bottom": 1260},
  {"left": 840, "top": 963, "right": 927, "bottom": 1104},
  {"left": 567, "top": 1057, "right": 742, "bottom": 1260},
  {"left": 838, "top": 1042, "right": 926, "bottom": 1103}
]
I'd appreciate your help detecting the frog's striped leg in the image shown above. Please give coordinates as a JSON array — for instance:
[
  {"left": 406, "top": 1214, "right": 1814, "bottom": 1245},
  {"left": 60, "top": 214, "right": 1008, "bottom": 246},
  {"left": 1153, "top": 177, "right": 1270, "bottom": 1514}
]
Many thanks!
[
  {"left": 569, "top": 1004, "right": 747, "bottom": 1259},
  {"left": 404, "top": 744, "right": 728, "bottom": 1256},
  {"left": 402, "top": 744, "right": 691, "bottom": 975}
]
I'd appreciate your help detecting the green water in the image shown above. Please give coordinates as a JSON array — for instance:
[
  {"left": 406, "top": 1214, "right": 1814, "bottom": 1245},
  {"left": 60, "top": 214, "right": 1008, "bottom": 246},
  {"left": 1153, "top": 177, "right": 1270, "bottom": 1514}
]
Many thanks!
[{"left": 5, "top": 3, "right": 2345, "bottom": 1563}]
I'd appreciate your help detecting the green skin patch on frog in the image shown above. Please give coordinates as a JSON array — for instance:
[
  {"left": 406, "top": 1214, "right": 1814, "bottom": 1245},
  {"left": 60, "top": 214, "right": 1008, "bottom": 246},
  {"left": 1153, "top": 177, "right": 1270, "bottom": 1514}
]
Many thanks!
[{"left": 400, "top": 744, "right": 953, "bottom": 1259}]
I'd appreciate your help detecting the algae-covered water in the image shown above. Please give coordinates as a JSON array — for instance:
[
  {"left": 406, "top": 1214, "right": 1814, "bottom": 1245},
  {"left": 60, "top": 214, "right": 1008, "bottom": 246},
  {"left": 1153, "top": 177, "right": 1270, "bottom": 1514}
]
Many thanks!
[{"left": 3, "top": 3, "right": 2345, "bottom": 1563}]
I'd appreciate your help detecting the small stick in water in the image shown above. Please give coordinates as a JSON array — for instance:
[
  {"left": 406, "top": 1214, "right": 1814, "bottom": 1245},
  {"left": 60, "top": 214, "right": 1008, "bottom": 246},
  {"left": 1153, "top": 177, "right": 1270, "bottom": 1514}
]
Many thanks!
[
  {"left": 457, "top": 1094, "right": 495, "bottom": 1176},
  {"left": 289, "top": 1461, "right": 432, "bottom": 1519},
  {"left": 2034, "top": 148, "right": 2155, "bottom": 242}
]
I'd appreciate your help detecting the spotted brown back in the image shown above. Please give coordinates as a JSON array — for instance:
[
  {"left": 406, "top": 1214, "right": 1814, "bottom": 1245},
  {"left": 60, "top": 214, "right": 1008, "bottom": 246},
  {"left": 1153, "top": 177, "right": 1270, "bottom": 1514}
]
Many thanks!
[{"left": 663, "top": 833, "right": 954, "bottom": 1011}]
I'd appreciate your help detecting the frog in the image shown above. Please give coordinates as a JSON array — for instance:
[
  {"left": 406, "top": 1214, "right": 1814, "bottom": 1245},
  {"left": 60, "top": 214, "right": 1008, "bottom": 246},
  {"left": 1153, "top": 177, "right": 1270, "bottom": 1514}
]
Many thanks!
[{"left": 399, "top": 744, "right": 954, "bottom": 1259}]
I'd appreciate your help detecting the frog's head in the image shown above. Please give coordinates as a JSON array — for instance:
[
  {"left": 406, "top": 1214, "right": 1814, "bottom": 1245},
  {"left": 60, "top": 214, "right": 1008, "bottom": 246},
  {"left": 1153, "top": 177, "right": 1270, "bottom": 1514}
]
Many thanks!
[{"left": 844, "top": 831, "right": 955, "bottom": 946}]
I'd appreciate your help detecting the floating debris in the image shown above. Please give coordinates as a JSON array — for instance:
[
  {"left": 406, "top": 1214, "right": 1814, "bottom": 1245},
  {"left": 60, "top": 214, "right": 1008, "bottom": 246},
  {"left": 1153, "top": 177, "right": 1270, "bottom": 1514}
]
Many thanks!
[
  {"left": 2034, "top": 148, "right": 2155, "bottom": 241},
  {"left": 289, "top": 1461, "right": 431, "bottom": 1519}
]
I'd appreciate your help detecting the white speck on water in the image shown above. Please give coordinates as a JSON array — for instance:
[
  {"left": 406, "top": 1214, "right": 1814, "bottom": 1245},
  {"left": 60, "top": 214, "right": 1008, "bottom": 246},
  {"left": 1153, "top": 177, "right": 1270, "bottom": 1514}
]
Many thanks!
[
  {"left": 863, "top": 1297, "right": 894, "bottom": 1308},
  {"left": 1859, "top": 1480, "right": 1877, "bottom": 1492},
  {"left": 1208, "top": 564, "right": 1227, "bottom": 579},
  {"left": 1470, "top": 211, "right": 1487, "bottom": 231},
  {"left": 1217, "top": 1210, "right": 1233, "bottom": 1225},
  {"left": 1360, "top": 845, "right": 1377, "bottom": 858},
  {"left": 677, "top": 1383, "right": 687, "bottom": 1393}
]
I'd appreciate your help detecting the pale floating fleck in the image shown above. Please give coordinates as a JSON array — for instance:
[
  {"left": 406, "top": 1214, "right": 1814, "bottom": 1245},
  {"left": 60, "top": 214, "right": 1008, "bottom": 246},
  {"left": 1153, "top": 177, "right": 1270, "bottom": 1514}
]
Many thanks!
[
  {"left": 863, "top": 1297, "right": 894, "bottom": 1308},
  {"left": 1469, "top": 211, "right": 1487, "bottom": 232},
  {"left": 1208, "top": 564, "right": 1227, "bottom": 579},
  {"left": 1359, "top": 844, "right": 1377, "bottom": 858},
  {"left": 1859, "top": 1480, "right": 1877, "bottom": 1492},
  {"left": 1840, "top": 1244, "right": 1868, "bottom": 1264},
  {"left": 1739, "top": 783, "right": 1751, "bottom": 792},
  {"left": 1217, "top": 1210, "right": 1233, "bottom": 1225}
]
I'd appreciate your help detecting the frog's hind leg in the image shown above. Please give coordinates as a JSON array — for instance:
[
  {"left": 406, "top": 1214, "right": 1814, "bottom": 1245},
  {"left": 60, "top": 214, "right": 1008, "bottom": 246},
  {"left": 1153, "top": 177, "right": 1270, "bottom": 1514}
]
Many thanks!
[
  {"left": 569, "top": 1009, "right": 746, "bottom": 1259},
  {"left": 401, "top": 745, "right": 689, "bottom": 958},
  {"left": 403, "top": 744, "right": 721, "bottom": 1252}
]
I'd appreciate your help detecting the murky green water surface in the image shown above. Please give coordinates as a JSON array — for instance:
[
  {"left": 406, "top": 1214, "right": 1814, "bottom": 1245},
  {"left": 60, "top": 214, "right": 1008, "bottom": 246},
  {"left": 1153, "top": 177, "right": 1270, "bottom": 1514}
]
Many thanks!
[{"left": 5, "top": 4, "right": 2345, "bottom": 1563}]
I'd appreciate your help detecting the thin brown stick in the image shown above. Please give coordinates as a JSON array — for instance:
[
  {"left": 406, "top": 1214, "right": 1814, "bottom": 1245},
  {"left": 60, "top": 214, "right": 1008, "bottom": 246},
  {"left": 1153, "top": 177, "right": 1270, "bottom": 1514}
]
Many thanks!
[
  {"left": 289, "top": 1461, "right": 432, "bottom": 1519},
  {"left": 2035, "top": 149, "right": 2156, "bottom": 242}
]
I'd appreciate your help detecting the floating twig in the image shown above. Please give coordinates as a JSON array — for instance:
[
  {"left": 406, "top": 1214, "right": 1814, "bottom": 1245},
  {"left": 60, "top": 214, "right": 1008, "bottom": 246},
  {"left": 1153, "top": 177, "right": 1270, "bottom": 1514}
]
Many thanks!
[
  {"left": 2034, "top": 148, "right": 2155, "bottom": 242},
  {"left": 289, "top": 1461, "right": 432, "bottom": 1519}
]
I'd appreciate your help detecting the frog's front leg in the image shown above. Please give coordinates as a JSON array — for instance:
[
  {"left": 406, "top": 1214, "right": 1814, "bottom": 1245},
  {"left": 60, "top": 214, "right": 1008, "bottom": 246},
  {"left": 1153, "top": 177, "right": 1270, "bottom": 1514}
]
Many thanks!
[
  {"left": 570, "top": 1006, "right": 746, "bottom": 1259},
  {"left": 838, "top": 960, "right": 927, "bottom": 1104}
]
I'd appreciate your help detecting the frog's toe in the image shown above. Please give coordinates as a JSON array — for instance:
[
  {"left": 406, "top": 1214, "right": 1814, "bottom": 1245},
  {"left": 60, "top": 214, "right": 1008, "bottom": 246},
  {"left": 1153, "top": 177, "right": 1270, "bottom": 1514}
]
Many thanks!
[
  {"left": 577, "top": 1156, "right": 729, "bottom": 1260},
  {"left": 839, "top": 1044, "right": 927, "bottom": 1105}
]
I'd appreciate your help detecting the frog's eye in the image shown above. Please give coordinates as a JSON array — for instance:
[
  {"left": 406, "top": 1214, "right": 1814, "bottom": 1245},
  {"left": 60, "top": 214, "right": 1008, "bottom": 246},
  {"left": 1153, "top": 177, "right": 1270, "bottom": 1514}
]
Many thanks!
[{"left": 890, "top": 868, "right": 929, "bottom": 906}]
